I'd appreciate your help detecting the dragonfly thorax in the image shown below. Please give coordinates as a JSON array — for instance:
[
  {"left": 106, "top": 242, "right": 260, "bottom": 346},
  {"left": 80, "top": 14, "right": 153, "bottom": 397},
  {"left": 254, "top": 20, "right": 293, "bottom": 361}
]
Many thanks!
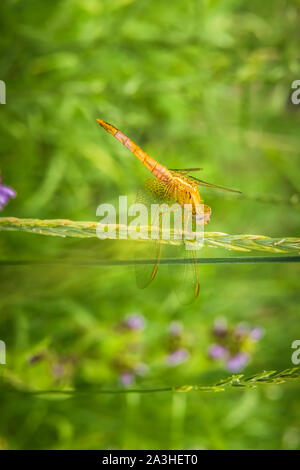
[{"left": 145, "top": 175, "right": 211, "bottom": 225}]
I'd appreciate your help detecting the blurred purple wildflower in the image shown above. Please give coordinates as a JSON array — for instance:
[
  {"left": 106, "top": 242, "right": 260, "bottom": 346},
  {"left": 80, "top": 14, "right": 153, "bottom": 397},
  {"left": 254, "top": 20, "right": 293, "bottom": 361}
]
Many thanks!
[
  {"left": 250, "top": 326, "right": 264, "bottom": 340},
  {"left": 120, "top": 372, "right": 134, "bottom": 386},
  {"left": 209, "top": 319, "right": 264, "bottom": 372},
  {"left": 28, "top": 353, "right": 45, "bottom": 365},
  {"left": 52, "top": 363, "right": 65, "bottom": 378},
  {"left": 213, "top": 319, "right": 228, "bottom": 338},
  {"left": 167, "top": 348, "right": 189, "bottom": 366},
  {"left": 134, "top": 363, "right": 149, "bottom": 376},
  {"left": 234, "top": 322, "right": 249, "bottom": 339},
  {"left": 226, "top": 353, "right": 249, "bottom": 372},
  {"left": 124, "top": 314, "right": 145, "bottom": 331},
  {"left": 169, "top": 321, "right": 183, "bottom": 336},
  {"left": 0, "top": 178, "right": 16, "bottom": 210},
  {"left": 208, "top": 344, "right": 228, "bottom": 360}
]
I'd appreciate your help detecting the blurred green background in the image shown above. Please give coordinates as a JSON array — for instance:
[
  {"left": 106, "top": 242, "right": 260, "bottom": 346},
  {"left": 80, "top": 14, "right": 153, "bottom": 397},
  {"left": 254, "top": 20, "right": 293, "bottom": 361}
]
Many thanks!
[{"left": 0, "top": 0, "right": 300, "bottom": 450}]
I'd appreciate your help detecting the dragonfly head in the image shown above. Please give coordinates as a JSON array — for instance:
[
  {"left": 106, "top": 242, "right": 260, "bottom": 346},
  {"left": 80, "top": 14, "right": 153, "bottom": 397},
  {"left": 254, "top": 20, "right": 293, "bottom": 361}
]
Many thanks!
[{"left": 194, "top": 204, "right": 212, "bottom": 226}]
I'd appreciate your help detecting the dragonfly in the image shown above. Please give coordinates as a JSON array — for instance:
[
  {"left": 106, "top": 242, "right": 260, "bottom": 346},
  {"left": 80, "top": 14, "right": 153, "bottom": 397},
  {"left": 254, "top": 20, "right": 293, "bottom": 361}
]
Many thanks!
[{"left": 97, "top": 119, "right": 241, "bottom": 302}]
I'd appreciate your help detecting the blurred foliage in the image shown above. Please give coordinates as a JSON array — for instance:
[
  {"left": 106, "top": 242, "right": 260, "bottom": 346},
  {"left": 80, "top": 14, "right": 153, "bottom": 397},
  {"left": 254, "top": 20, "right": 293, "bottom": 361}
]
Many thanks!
[{"left": 0, "top": 0, "right": 300, "bottom": 450}]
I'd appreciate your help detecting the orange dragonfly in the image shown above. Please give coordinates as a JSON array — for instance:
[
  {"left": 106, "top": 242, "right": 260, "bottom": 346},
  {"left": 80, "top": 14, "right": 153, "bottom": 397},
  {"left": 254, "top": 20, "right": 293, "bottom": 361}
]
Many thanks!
[{"left": 97, "top": 119, "right": 241, "bottom": 302}]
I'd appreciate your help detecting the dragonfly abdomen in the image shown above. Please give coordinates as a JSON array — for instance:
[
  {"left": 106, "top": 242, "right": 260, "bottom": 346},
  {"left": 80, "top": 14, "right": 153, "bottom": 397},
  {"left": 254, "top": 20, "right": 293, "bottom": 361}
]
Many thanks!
[{"left": 97, "top": 119, "right": 172, "bottom": 183}]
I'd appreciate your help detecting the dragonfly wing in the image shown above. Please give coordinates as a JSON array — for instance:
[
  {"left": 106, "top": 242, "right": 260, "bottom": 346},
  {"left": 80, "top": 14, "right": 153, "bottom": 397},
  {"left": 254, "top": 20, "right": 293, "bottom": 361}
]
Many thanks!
[
  {"left": 165, "top": 207, "right": 200, "bottom": 305},
  {"left": 134, "top": 180, "right": 167, "bottom": 289},
  {"left": 189, "top": 176, "right": 241, "bottom": 193},
  {"left": 135, "top": 178, "right": 200, "bottom": 304},
  {"left": 135, "top": 239, "right": 162, "bottom": 289},
  {"left": 166, "top": 243, "right": 200, "bottom": 305},
  {"left": 169, "top": 168, "right": 203, "bottom": 174}
]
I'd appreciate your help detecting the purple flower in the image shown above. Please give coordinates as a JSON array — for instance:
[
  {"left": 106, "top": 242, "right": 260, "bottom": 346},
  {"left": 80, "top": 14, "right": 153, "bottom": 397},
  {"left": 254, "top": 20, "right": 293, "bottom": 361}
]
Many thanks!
[
  {"left": 249, "top": 326, "right": 264, "bottom": 341},
  {"left": 234, "top": 323, "right": 249, "bottom": 339},
  {"left": 52, "top": 363, "right": 65, "bottom": 378},
  {"left": 167, "top": 348, "right": 189, "bottom": 366},
  {"left": 213, "top": 319, "right": 228, "bottom": 338},
  {"left": 226, "top": 353, "right": 249, "bottom": 372},
  {"left": 28, "top": 353, "right": 45, "bottom": 365},
  {"left": 134, "top": 363, "right": 149, "bottom": 376},
  {"left": 124, "top": 314, "right": 145, "bottom": 331},
  {"left": 208, "top": 344, "right": 228, "bottom": 360},
  {"left": 120, "top": 372, "right": 134, "bottom": 386},
  {"left": 0, "top": 180, "right": 16, "bottom": 210},
  {"left": 169, "top": 321, "right": 183, "bottom": 336}
]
